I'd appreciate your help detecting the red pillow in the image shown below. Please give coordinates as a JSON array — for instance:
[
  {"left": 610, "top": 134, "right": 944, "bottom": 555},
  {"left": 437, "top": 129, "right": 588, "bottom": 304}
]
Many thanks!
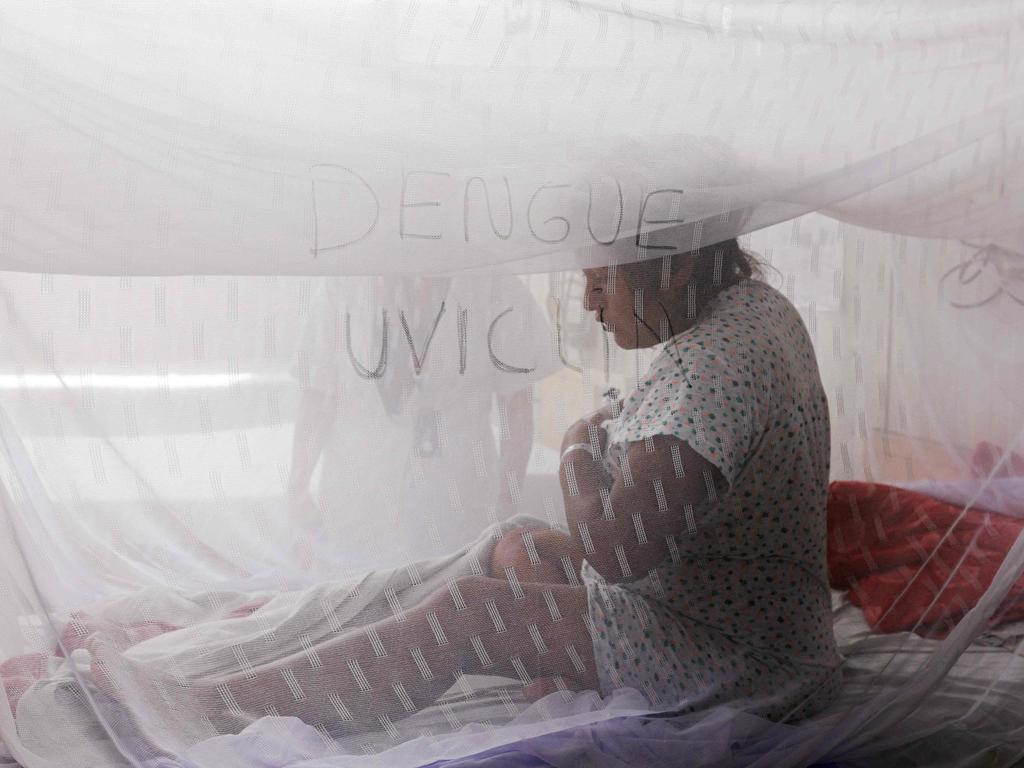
[{"left": 827, "top": 481, "right": 1024, "bottom": 637}]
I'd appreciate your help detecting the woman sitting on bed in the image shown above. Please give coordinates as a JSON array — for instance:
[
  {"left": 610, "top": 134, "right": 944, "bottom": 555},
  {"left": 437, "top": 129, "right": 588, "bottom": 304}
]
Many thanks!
[{"left": 200, "top": 238, "right": 843, "bottom": 731}]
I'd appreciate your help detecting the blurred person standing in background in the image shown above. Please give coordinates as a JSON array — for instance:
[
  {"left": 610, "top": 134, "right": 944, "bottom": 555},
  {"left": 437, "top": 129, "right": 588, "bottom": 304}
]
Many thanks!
[{"left": 288, "top": 274, "right": 556, "bottom": 570}]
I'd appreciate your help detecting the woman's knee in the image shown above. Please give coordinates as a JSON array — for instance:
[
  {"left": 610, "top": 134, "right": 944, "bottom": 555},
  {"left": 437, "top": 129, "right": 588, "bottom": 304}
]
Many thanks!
[
  {"left": 490, "top": 527, "right": 569, "bottom": 583},
  {"left": 490, "top": 527, "right": 536, "bottom": 576}
]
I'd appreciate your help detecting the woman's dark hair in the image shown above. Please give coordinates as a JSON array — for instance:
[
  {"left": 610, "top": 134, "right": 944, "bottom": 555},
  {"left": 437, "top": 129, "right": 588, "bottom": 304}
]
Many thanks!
[
  {"left": 611, "top": 238, "right": 761, "bottom": 335},
  {"left": 617, "top": 237, "right": 760, "bottom": 306}
]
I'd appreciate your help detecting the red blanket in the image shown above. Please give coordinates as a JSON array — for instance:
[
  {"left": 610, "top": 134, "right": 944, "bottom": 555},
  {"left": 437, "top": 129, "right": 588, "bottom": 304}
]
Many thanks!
[{"left": 827, "top": 480, "right": 1024, "bottom": 637}]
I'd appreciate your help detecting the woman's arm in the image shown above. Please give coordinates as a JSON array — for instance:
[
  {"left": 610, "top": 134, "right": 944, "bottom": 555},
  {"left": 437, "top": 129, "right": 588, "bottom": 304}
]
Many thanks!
[
  {"left": 287, "top": 388, "right": 338, "bottom": 527},
  {"left": 496, "top": 388, "right": 535, "bottom": 505},
  {"left": 559, "top": 433, "right": 727, "bottom": 584}
]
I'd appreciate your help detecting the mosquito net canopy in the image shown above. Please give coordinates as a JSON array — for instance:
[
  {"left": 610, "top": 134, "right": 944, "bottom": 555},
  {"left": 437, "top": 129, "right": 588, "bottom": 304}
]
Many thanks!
[{"left": 0, "top": 2, "right": 1022, "bottom": 767}]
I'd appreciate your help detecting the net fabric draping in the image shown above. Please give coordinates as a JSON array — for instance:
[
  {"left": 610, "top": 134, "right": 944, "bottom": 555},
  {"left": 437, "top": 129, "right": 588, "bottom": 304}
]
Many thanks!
[
  {"left": 1, "top": 1, "right": 1021, "bottom": 275},
  {"left": 0, "top": 1, "right": 1022, "bottom": 767}
]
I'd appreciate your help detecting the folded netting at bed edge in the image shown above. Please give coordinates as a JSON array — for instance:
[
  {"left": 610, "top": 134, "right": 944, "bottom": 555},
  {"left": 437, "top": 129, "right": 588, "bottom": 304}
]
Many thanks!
[{"left": 0, "top": 1, "right": 1022, "bottom": 767}]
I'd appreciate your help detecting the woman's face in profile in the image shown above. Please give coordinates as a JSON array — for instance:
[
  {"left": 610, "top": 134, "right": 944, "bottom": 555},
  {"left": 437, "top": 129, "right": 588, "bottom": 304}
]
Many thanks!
[
  {"left": 583, "top": 257, "right": 698, "bottom": 349},
  {"left": 582, "top": 266, "right": 653, "bottom": 350}
]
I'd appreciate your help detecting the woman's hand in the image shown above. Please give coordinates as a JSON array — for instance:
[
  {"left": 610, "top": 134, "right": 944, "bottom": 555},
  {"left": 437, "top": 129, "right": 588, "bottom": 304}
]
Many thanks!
[{"left": 560, "top": 399, "right": 621, "bottom": 454}]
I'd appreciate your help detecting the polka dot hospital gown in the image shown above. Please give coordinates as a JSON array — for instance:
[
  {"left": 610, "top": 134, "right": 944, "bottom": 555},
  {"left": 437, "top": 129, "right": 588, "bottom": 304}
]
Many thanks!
[{"left": 584, "top": 278, "right": 843, "bottom": 721}]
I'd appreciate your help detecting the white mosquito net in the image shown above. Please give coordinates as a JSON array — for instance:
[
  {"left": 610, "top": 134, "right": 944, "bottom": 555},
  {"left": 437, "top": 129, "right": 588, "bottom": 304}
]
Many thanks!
[{"left": 0, "top": 2, "right": 1022, "bottom": 767}]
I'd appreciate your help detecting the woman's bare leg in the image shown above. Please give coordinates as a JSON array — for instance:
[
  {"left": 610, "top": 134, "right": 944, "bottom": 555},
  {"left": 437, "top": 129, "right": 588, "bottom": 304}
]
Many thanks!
[{"left": 201, "top": 575, "right": 596, "bottom": 735}]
